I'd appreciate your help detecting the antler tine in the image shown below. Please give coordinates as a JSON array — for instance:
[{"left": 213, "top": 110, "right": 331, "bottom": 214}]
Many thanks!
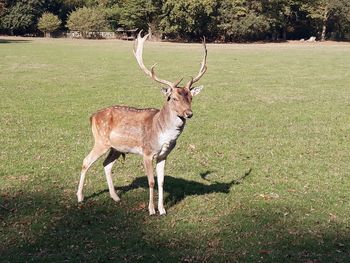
[
  {"left": 133, "top": 31, "right": 174, "bottom": 88},
  {"left": 189, "top": 37, "right": 208, "bottom": 86},
  {"left": 173, "top": 77, "right": 184, "bottom": 87},
  {"left": 185, "top": 76, "right": 193, "bottom": 89}
]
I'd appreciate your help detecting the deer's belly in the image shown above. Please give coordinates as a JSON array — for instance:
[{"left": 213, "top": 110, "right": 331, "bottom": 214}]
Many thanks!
[{"left": 110, "top": 131, "right": 143, "bottom": 155}]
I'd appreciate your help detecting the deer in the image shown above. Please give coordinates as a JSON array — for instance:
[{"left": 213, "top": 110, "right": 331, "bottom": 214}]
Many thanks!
[{"left": 76, "top": 31, "right": 207, "bottom": 215}]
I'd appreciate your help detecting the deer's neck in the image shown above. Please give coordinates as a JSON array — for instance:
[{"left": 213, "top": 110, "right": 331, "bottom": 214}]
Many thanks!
[
  {"left": 155, "top": 102, "right": 185, "bottom": 150},
  {"left": 158, "top": 102, "right": 185, "bottom": 130}
]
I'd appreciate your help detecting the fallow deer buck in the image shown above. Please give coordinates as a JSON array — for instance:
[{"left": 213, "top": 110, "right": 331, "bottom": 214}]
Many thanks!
[{"left": 77, "top": 32, "right": 207, "bottom": 215}]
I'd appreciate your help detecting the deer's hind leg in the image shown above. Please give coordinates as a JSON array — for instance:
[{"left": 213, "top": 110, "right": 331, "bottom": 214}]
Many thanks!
[
  {"left": 77, "top": 143, "right": 110, "bottom": 202},
  {"left": 103, "top": 148, "right": 123, "bottom": 202}
]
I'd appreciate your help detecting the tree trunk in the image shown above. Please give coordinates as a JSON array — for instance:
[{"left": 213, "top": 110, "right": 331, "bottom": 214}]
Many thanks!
[
  {"left": 321, "top": 23, "right": 326, "bottom": 41},
  {"left": 148, "top": 22, "right": 160, "bottom": 41},
  {"left": 148, "top": 24, "right": 153, "bottom": 40},
  {"left": 321, "top": 7, "right": 329, "bottom": 41},
  {"left": 272, "top": 31, "right": 276, "bottom": 41}
]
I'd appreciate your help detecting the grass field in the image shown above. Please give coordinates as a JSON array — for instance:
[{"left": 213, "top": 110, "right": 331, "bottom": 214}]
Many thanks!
[{"left": 1, "top": 37, "right": 350, "bottom": 262}]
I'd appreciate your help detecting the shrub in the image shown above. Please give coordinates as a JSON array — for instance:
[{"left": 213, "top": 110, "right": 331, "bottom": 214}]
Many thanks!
[
  {"left": 67, "top": 7, "right": 109, "bottom": 38},
  {"left": 38, "top": 12, "right": 61, "bottom": 37}
]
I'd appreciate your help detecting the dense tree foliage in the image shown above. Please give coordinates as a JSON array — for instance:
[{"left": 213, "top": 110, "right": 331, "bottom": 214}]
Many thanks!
[
  {"left": 0, "top": 0, "right": 6, "bottom": 16},
  {"left": 1, "top": 0, "right": 350, "bottom": 41},
  {"left": 301, "top": 0, "right": 350, "bottom": 40},
  {"left": 117, "top": 0, "right": 162, "bottom": 39},
  {"left": 217, "top": 0, "right": 270, "bottom": 41},
  {"left": 160, "top": 0, "right": 218, "bottom": 41},
  {"left": 0, "top": 0, "right": 43, "bottom": 35},
  {"left": 67, "top": 7, "right": 109, "bottom": 37}
]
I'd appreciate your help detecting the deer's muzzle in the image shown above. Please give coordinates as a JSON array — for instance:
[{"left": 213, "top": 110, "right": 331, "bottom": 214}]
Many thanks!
[{"left": 184, "top": 110, "right": 193, "bottom": 119}]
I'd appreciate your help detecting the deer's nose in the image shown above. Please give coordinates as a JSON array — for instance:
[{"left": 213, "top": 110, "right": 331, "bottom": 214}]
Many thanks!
[{"left": 184, "top": 110, "right": 193, "bottom": 119}]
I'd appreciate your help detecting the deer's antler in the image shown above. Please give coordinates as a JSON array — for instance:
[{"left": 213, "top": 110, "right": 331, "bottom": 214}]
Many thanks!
[
  {"left": 186, "top": 37, "right": 207, "bottom": 89},
  {"left": 133, "top": 31, "right": 175, "bottom": 88}
]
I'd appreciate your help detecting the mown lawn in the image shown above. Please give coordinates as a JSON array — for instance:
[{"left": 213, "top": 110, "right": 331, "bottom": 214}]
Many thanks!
[{"left": 1, "top": 37, "right": 350, "bottom": 262}]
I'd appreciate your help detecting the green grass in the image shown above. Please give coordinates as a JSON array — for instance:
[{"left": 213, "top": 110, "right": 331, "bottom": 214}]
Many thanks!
[{"left": 1, "top": 37, "right": 350, "bottom": 262}]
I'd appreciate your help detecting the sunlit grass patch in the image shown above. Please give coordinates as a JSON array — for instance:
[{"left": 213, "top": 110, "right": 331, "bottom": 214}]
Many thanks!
[{"left": 1, "top": 38, "right": 350, "bottom": 262}]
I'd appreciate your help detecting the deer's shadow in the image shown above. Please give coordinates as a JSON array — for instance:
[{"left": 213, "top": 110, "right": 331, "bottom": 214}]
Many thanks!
[{"left": 87, "top": 169, "right": 251, "bottom": 207}]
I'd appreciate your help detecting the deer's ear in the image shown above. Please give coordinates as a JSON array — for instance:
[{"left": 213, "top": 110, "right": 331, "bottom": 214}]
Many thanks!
[
  {"left": 190, "top": 85, "right": 203, "bottom": 96},
  {"left": 161, "top": 87, "right": 172, "bottom": 96}
]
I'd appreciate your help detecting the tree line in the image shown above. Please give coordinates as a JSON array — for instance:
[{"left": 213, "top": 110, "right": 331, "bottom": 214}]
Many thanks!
[{"left": 1, "top": 0, "right": 350, "bottom": 41}]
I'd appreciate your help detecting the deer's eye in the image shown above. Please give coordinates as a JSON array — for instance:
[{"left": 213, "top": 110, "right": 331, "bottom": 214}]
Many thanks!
[{"left": 172, "top": 97, "right": 179, "bottom": 101}]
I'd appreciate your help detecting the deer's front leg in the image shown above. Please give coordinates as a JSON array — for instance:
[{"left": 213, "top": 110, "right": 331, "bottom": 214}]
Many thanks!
[
  {"left": 156, "top": 159, "right": 166, "bottom": 215},
  {"left": 143, "top": 155, "right": 155, "bottom": 215}
]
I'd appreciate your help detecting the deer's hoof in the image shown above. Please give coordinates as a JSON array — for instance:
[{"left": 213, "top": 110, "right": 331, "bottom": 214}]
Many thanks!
[
  {"left": 149, "top": 206, "right": 156, "bottom": 215},
  {"left": 111, "top": 194, "right": 121, "bottom": 202},
  {"left": 77, "top": 193, "right": 84, "bottom": 203},
  {"left": 159, "top": 207, "right": 166, "bottom": 215}
]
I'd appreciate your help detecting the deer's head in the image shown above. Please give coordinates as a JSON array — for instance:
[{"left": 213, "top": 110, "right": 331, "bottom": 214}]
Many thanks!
[{"left": 133, "top": 32, "right": 207, "bottom": 119}]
